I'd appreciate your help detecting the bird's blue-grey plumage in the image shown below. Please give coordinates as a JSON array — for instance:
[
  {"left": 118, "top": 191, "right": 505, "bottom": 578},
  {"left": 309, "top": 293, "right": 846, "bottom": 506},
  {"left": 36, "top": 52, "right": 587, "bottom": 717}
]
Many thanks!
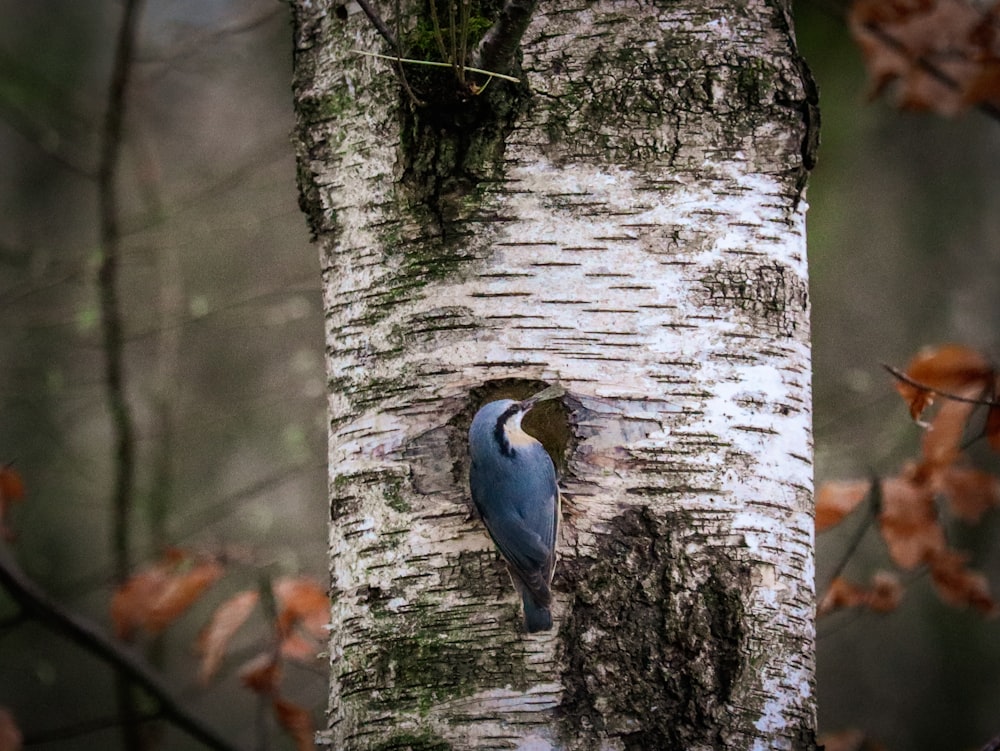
[{"left": 469, "top": 397, "right": 560, "bottom": 632}]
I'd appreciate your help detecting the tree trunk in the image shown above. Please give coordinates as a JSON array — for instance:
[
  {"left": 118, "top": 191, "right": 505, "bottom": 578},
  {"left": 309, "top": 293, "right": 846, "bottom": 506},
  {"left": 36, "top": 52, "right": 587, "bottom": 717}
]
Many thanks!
[{"left": 291, "top": 1, "right": 819, "bottom": 749}]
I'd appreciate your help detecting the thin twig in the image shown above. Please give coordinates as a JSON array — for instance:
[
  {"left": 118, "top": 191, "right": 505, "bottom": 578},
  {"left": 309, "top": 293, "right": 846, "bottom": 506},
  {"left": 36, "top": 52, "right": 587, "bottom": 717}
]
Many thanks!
[
  {"left": 448, "top": 0, "right": 461, "bottom": 85},
  {"left": 428, "top": 0, "right": 454, "bottom": 76},
  {"left": 99, "top": 0, "right": 141, "bottom": 588},
  {"left": 353, "top": 50, "right": 521, "bottom": 84},
  {"left": 882, "top": 364, "right": 998, "bottom": 408},
  {"left": 97, "top": 0, "right": 144, "bottom": 744},
  {"left": 0, "top": 546, "right": 243, "bottom": 751},
  {"left": 354, "top": 0, "right": 399, "bottom": 50}
]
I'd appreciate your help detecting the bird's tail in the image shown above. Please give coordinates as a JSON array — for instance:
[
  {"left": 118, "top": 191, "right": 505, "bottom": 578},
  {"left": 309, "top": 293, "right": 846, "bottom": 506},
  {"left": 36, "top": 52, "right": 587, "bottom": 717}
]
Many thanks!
[{"left": 522, "top": 591, "right": 552, "bottom": 632}]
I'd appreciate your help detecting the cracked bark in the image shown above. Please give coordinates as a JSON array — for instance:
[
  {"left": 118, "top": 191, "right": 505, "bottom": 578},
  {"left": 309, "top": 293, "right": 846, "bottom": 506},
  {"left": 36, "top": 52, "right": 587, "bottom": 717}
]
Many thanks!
[{"left": 291, "top": 1, "right": 819, "bottom": 749}]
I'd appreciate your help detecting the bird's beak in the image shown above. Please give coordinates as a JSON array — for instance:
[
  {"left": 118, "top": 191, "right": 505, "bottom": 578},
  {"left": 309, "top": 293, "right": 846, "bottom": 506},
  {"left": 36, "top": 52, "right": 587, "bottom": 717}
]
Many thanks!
[{"left": 520, "top": 384, "right": 565, "bottom": 411}]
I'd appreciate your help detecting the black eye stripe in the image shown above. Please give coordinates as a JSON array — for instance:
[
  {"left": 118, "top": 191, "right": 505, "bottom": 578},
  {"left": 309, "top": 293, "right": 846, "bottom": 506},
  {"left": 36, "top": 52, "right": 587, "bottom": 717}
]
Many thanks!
[{"left": 492, "top": 403, "right": 521, "bottom": 458}]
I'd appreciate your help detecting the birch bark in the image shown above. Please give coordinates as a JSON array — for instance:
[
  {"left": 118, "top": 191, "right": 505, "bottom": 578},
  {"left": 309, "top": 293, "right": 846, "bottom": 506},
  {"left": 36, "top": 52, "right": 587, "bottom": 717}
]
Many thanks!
[{"left": 291, "top": 1, "right": 819, "bottom": 749}]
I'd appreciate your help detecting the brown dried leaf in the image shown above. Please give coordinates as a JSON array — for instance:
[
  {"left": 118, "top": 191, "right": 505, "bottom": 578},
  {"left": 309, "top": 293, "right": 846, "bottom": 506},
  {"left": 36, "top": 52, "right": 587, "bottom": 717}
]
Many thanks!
[
  {"left": 239, "top": 653, "right": 282, "bottom": 694},
  {"left": 867, "top": 570, "right": 904, "bottom": 613},
  {"left": 818, "top": 577, "right": 869, "bottom": 617},
  {"left": 879, "top": 474, "right": 946, "bottom": 569},
  {"left": 928, "top": 549, "right": 997, "bottom": 614},
  {"left": 273, "top": 698, "right": 315, "bottom": 751},
  {"left": 987, "top": 404, "right": 1000, "bottom": 453},
  {"left": 111, "top": 550, "right": 223, "bottom": 640},
  {"left": 274, "top": 577, "right": 328, "bottom": 662},
  {"left": 146, "top": 560, "right": 223, "bottom": 633},
  {"left": 111, "top": 564, "right": 173, "bottom": 640},
  {"left": 197, "top": 590, "right": 260, "bottom": 685},
  {"left": 0, "top": 707, "right": 22, "bottom": 751},
  {"left": 816, "top": 480, "right": 872, "bottom": 532},
  {"left": 817, "top": 728, "right": 888, "bottom": 751},
  {"left": 0, "top": 467, "right": 25, "bottom": 504},
  {"left": 893, "top": 344, "right": 993, "bottom": 420},
  {"left": 850, "top": 0, "right": 1000, "bottom": 115},
  {"left": 818, "top": 572, "right": 903, "bottom": 617},
  {"left": 921, "top": 394, "right": 976, "bottom": 469},
  {"left": 936, "top": 464, "right": 1000, "bottom": 522},
  {"left": 0, "top": 466, "right": 25, "bottom": 542}
]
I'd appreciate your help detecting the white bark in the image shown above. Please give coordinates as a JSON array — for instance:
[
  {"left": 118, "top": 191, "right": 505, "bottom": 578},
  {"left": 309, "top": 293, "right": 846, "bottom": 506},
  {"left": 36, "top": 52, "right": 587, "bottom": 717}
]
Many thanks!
[{"left": 292, "top": 1, "right": 818, "bottom": 749}]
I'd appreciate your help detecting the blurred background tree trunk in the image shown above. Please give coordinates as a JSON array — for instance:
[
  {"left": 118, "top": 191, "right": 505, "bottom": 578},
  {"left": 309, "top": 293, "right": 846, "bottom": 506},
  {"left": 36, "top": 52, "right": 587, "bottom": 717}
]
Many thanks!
[{"left": 292, "top": 0, "right": 817, "bottom": 748}]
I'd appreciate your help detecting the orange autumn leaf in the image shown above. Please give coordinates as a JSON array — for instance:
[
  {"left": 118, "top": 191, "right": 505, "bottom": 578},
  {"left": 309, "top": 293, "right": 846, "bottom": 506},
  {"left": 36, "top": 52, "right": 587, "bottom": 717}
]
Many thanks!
[
  {"left": 0, "top": 707, "right": 22, "bottom": 751},
  {"left": 239, "top": 653, "right": 282, "bottom": 694},
  {"left": 111, "top": 550, "right": 223, "bottom": 639},
  {"left": 963, "top": 50, "right": 1000, "bottom": 106},
  {"left": 818, "top": 577, "right": 868, "bottom": 617},
  {"left": 867, "top": 570, "right": 904, "bottom": 613},
  {"left": 0, "top": 466, "right": 25, "bottom": 542},
  {"left": 928, "top": 549, "right": 997, "bottom": 614},
  {"left": 147, "top": 560, "right": 223, "bottom": 632},
  {"left": 850, "top": 0, "right": 1000, "bottom": 116},
  {"left": 816, "top": 480, "right": 871, "bottom": 532},
  {"left": 920, "top": 393, "right": 977, "bottom": 469},
  {"left": 935, "top": 464, "right": 1000, "bottom": 522},
  {"left": 274, "top": 577, "right": 328, "bottom": 662},
  {"left": 891, "top": 344, "right": 993, "bottom": 421},
  {"left": 878, "top": 474, "right": 945, "bottom": 569},
  {"left": 112, "top": 564, "right": 173, "bottom": 640},
  {"left": 273, "top": 698, "right": 315, "bottom": 751},
  {"left": 818, "top": 572, "right": 902, "bottom": 617},
  {"left": 817, "top": 728, "right": 888, "bottom": 751},
  {"left": 281, "top": 633, "right": 320, "bottom": 663},
  {"left": 0, "top": 466, "right": 24, "bottom": 503},
  {"left": 987, "top": 404, "right": 1000, "bottom": 453},
  {"left": 198, "top": 589, "right": 260, "bottom": 685}
]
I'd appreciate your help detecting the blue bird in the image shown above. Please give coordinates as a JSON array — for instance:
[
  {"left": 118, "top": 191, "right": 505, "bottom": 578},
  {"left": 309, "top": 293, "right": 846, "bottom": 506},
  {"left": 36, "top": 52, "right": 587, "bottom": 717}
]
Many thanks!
[{"left": 468, "top": 386, "right": 563, "bottom": 632}]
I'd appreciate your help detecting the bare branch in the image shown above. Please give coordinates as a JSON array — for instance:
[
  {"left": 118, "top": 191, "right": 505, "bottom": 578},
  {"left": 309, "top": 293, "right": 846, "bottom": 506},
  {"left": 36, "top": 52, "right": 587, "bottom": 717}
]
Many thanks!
[
  {"left": 97, "top": 0, "right": 144, "bottom": 743},
  {"left": 474, "top": 0, "right": 537, "bottom": 77},
  {"left": 98, "top": 0, "right": 141, "bottom": 586},
  {"left": 0, "top": 546, "right": 243, "bottom": 751},
  {"left": 355, "top": 0, "right": 400, "bottom": 51}
]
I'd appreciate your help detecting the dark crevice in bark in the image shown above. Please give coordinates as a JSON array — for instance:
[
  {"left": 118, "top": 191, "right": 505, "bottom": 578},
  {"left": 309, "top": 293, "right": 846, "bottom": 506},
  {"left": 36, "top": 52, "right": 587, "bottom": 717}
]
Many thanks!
[{"left": 558, "top": 506, "right": 750, "bottom": 750}]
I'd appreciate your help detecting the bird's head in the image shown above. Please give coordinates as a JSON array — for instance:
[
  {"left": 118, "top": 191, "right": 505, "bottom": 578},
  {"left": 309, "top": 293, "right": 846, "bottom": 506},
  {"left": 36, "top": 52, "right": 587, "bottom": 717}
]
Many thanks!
[{"left": 469, "top": 385, "right": 564, "bottom": 459}]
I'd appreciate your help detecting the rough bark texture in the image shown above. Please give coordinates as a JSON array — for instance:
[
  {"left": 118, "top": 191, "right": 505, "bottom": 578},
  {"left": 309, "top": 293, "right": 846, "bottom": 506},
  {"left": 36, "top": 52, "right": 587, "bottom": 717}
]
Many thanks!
[{"left": 291, "top": 1, "right": 818, "bottom": 749}]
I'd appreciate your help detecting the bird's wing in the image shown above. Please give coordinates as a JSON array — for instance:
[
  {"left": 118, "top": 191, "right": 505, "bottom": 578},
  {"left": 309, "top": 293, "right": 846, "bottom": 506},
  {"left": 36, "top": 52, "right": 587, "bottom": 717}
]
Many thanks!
[
  {"left": 482, "top": 509, "right": 554, "bottom": 605},
  {"left": 511, "top": 450, "right": 558, "bottom": 549}
]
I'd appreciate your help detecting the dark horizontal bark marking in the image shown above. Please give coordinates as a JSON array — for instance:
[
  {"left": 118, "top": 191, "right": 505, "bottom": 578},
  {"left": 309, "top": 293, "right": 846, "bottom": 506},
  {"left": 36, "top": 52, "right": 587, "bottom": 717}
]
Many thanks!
[
  {"left": 469, "top": 291, "right": 534, "bottom": 298},
  {"left": 732, "top": 424, "right": 779, "bottom": 435}
]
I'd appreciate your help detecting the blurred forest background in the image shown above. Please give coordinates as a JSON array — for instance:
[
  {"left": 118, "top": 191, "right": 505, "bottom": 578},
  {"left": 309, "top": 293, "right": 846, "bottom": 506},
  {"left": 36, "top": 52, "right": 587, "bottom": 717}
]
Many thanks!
[{"left": 0, "top": 1, "right": 998, "bottom": 749}]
